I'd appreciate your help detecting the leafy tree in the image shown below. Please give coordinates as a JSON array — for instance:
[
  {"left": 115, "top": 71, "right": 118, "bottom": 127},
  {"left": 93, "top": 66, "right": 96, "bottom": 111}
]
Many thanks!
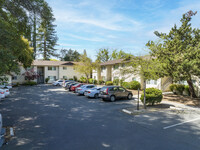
[
  {"left": 23, "top": 68, "right": 39, "bottom": 81},
  {"left": 96, "top": 48, "right": 110, "bottom": 62},
  {"left": 75, "top": 52, "right": 94, "bottom": 83},
  {"left": 147, "top": 10, "right": 200, "bottom": 98},
  {"left": 120, "top": 56, "right": 164, "bottom": 108},
  {"left": 111, "top": 50, "right": 131, "bottom": 59},
  {"left": 0, "top": 0, "right": 55, "bottom": 75},
  {"left": 37, "top": 1, "right": 58, "bottom": 60},
  {"left": 60, "top": 49, "right": 80, "bottom": 61},
  {"left": 0, "top": 19, "right": 33, "bottom": 76}
]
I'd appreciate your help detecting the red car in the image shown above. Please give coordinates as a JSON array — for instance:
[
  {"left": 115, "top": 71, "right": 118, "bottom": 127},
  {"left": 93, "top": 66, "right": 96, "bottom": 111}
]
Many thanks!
[{"left": 71, "top": 83, "right": 85, "bottom": 92}]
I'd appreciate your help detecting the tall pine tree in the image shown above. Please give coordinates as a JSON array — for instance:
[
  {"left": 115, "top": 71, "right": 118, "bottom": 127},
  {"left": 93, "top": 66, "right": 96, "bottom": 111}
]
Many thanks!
[{"left": 37, "top": 1, "right": 58, "bottom": 60}]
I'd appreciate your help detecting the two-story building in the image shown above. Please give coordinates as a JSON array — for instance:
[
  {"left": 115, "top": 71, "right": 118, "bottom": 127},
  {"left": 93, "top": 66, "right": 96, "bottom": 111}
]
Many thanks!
[
  {"left": 11, "top": 60, "right": 85, "bottom": 84},
  {"left": 93, "top": 59, "right": 172, "bottom": 91}
]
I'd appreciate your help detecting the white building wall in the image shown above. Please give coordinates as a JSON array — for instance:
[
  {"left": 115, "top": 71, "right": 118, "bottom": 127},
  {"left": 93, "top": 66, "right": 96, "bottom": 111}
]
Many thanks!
[
  {"left": 12, "top": 66, "right": 37, "bottom": 84},
  {"left": 146, "top": 78, "right": 162, "bottom": 90},
  {"left": 59, "top": 65, "right": 85, "bottom": 80}
]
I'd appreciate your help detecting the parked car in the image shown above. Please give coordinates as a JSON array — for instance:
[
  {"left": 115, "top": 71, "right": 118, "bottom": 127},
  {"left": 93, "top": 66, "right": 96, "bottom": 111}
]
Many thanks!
[
  {"left": 52, "top": 80, "right": 63, "bottom": 86},
  {"left": 64, "top": 81, "right": 74, "bottom": 88},
  {"left": 65, "top": 82, "right": 76, "bottom": 90},
  {"left": 76, "top": 85, "right": 96, "bottom": 95},
  {"left": 99, "top": 86, "right": 133, "bottom": 102},
  {"left": 68, "top": 82, "right": 79, "bottom": 91},
  {"left": 0, "top": 89, "right": 5, "bottom": 100},
  {"left": 62, "top": 80, "right": 73, "bottom": 87},
  {"left": 85, "top": 87, "right": 101, "bottom": 99},
  {"left": 0, "top": 88, "right": 10, "bottom": 97},
  {"left": 70, "top": 83, "right": 85, "bottom": 92}
]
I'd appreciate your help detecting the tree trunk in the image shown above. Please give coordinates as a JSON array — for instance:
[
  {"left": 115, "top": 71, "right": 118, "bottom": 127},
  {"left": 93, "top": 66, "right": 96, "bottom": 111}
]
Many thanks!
[
  {"left": 33, "top": 12, "right": 37, "bottom": 59},
  {"left": 143, "top": 79, "right": 146, "bottom": 109},
  {"left": 187, "top": 79, "right": 197, "bottom": 98},
  {"left": 44, "top": 38, "right": 47, "bottom": 60}
]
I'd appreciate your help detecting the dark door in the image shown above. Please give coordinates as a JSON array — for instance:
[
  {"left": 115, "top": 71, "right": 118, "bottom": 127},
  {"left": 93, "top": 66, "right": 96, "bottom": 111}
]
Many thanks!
[{"left": 37, "top": 67, "right": 44, "bottom": 84}]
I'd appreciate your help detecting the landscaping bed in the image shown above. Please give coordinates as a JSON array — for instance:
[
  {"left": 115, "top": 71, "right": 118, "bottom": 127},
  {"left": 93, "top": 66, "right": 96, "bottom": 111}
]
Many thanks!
[{"left": 163, "top": 94, "right": 200, "bottom": 108}]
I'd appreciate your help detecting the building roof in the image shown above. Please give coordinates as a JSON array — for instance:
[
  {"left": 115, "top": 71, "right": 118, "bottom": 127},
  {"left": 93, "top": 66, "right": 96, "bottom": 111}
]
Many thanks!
[
  {"left": 32, "top": 60, "right": 78, "bottom": 66},
  {"left": 100, "top": 55, "right": 153, "bottom": 66},
  {"left": 100, "top": 59, "right": 124, "bottom": 66}
]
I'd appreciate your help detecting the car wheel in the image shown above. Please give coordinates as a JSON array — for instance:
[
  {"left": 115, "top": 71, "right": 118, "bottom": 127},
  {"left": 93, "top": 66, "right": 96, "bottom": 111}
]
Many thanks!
[
  {"left": 127, "top": 94, "right": 132, "bottom": 100},
  {"left": 110, "top": 95, "right": 116, "bottom": 102},
  {"left": 94, "top": 93, "right": 99, "bottom": 99},
  {"left": 56, "top": 83, "right": 59, "bottom": 86}
]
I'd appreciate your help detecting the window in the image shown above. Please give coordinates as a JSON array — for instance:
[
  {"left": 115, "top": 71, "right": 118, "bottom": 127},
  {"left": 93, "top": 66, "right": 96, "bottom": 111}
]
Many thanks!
[
  {"left": 113, "top": 65, "right": 119, "bottom": 70},
  {"left": 48, "top": 76, "right": 56, "bottom": 81},
  {"left": 63, "top": 67, "right": 67, "bottom": 70},
  {"left": 101, "top": 76, "right": 106, "bottom": 81},
  {"left": 118, "top": 87, "right": 125, "bottom": 92},
  {"left": 12, "top": 76, "right": 17, "bottom": 80},
  {"left": 63, "top": 76, "right": 67, "bottom": 79},
  {"left": 114, "top": 77, "right": 119, "bottom": 80},
  {"left": 192, "top": 80, "right": 196, "bottom": 84},
  {"left": 48, "top": 66, "right": 56, "bottom": 71},
  {"left": 147, "top": 80, "right": 157, "bottom": 85},
  {"left": 132, "top": 78, "right": 136, "bottom": 81},
  {"left": 147, "top": 80, "right": 151, "bottom": 84},
  {"left": 101, "top": 66, "right": 106, "bottom": 71}
]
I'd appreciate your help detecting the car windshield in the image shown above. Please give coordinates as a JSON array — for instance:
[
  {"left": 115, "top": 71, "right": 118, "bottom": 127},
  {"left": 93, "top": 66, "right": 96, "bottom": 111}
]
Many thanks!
[{"left": 80, "top": 85, "right": 85, "bottom": 88}]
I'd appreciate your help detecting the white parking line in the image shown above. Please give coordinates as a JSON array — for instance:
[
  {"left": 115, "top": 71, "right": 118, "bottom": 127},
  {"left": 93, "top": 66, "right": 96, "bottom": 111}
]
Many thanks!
[{"left": 163, "top": 118, "right": 200, "bottom": 130}]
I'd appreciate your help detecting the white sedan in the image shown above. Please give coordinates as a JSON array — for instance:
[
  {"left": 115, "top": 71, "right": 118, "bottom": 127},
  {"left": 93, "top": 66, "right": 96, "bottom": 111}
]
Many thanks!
[
  {"left": 0, "top": 89, "right": 5, "bottom": 100},
  {"left": 1, "top": 88, "right": 10, "bottom": 97},
  {"left": 52, "top": 80, "right": 63, "bottom": 86},
  {"left": 76, "top": 85, "right": 96, "bottom": 95},
  {"left": 85, "top": 87, "right": 101, "bottom": 99}
]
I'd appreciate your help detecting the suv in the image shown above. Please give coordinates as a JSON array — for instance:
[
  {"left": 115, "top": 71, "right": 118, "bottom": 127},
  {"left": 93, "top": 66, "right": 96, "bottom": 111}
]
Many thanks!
[{"left": 99, "top": 86, "right": 132, "bottom": 102}]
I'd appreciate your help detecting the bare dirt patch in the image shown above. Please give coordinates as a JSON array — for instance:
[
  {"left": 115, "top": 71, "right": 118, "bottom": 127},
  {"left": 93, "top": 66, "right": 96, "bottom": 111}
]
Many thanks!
[{"left": 163, "top": 94, "right": 200, "bottom": 108}]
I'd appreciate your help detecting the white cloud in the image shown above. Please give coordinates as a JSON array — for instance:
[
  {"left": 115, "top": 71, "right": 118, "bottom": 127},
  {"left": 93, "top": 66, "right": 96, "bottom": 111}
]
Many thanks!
[{"left": 67, "top": 34, "right": 104, "bottom": 42}]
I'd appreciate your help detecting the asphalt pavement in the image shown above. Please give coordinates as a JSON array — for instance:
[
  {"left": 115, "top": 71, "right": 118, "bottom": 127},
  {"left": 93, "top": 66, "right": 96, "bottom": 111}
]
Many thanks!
[{"left": 0, "top": 85, "right": 200, "bottom": 150}]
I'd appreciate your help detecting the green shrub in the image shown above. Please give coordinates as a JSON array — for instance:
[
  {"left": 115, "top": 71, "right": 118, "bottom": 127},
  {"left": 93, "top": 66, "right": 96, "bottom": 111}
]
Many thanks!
[
  {"left": 140, "top": 88, "right": 163, "bottom": 105},
  {"left": 106, "top": 81, "right": 113, "bottom": 85},
  {"left": 73, "top": 76, "right": 77, "bottom": 81},
  {"left": 113, "top": 79, "right": 119, "bottom": 85},
  {"left": 120, "top": 79, "right": 124, "bottom": 86},
  {"left": 122, "top": 82, "right": 130, "bottom": 89},
  {"left": 175, "top": 84, "right": 185, "bottom": 95},
  {"left": 80, "top": 76, "right": 87, "bottom": 83},
  {"left": 169, "top": 84, "right": 176, "bottom": 92},
  {"left": 129, "top": 81, "right": 141, "bottom": 90},
  {"left": 88, "top": 78, "right": 97, "bottom": 84},
  {"left": 184, "top": 85, "right": 190, "bottom": 96},
  {"left": 98, "top": 80, "right": 104, "bottom": 85},
  {"left": 45, "top": 78, "right": 49, "bottom": 84},
  {"left": 69, "top": 78, "right": 74, "bottom": 80},
  {"left": 24, "top": 81, "right": 37, "bottom": 86}
]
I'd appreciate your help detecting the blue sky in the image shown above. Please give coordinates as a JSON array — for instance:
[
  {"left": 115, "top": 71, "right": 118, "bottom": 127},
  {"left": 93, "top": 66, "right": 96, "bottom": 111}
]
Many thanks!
[{"left": 46, "top": 0, "right": 200, "bottom": 60}]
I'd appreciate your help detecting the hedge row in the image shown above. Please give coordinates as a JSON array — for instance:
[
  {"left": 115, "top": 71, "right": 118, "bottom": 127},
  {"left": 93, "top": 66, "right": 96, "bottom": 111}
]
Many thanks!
[
  {"left": 169, "top": 84, "right": 190, "bottom": 96},
  {"left": 122, "top": 81, "right": 141, "bottom": 90}
]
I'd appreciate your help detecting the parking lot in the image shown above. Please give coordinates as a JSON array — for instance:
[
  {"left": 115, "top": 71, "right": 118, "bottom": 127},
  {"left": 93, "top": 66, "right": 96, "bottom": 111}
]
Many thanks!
[{"left": 0, "top": 85, "right": 200, "bottom": 150}]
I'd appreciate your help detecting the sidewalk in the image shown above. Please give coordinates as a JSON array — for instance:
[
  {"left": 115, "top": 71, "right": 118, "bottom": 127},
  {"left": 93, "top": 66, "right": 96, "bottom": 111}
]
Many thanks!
[{"left": 123, "top": 94, "right": 200, "bottom": 115}]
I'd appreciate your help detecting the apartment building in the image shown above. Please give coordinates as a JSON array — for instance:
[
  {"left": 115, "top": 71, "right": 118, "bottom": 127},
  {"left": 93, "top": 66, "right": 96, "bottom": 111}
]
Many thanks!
[
  {"left": 11, "top": 60, "right": 85, "bottom": 84},
  {"left": 93, "top": 59, "right": 172, "bottom": 91}
]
